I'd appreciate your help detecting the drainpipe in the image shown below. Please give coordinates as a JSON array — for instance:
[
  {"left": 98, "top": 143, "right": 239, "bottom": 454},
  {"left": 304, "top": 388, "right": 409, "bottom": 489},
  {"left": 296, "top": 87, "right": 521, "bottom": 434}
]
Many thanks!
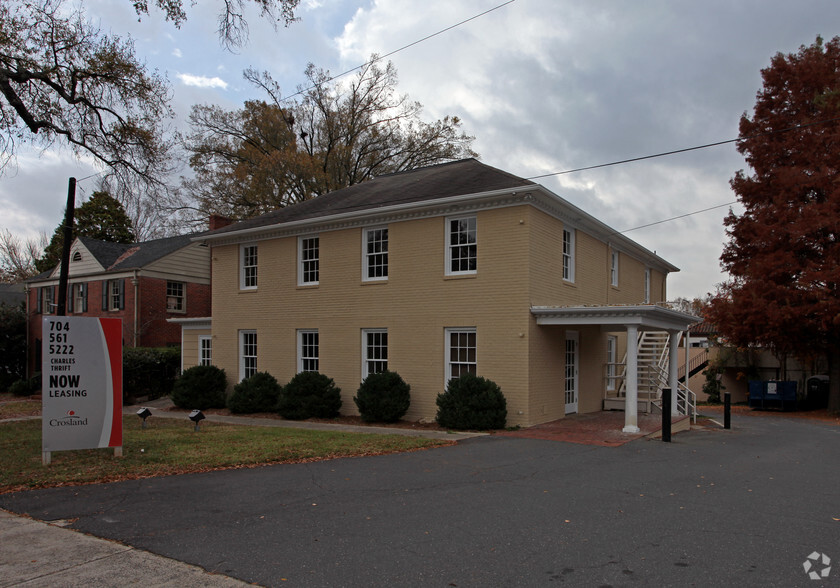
[
  {"left": 24, "top": 284, "right": 30, "bottom": 378},
  {"left": 132, "top": 270, "right": 139, "bottom": 348}
]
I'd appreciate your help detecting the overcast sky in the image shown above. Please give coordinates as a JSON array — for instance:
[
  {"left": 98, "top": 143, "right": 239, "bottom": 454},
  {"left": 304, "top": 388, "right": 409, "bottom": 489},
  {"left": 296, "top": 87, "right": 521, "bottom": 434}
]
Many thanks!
[{"left": 0, "top": 0, "right": 835, "bottom": 299}]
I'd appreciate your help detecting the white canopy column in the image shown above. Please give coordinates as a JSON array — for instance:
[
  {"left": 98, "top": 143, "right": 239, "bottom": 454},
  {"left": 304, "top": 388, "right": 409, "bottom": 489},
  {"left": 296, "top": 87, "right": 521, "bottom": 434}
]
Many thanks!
[
  {"left": 669, "top": 330, "right": 680, "bottom": 416},
  {"left": 623, "top": 324, "right": 640, "bottom": 433}
]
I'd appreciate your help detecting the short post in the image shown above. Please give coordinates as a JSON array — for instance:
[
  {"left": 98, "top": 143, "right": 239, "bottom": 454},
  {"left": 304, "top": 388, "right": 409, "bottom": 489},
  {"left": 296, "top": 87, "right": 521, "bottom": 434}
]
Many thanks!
[
  {"left": 724, "top": 392, "right": 731, "bottom": 430},
  {"left": 661, "top": 388, "right": 671, "bottom": 443}
]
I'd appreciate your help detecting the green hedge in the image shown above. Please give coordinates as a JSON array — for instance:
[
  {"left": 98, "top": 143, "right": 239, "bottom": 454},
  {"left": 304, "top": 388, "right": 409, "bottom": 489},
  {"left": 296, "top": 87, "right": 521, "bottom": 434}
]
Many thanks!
[
  {"left": 354, "top": 370, "right": 411, "bottom": 423},
  {"left": 436, "top": 373, "right": 507, "bottom": 430},
  {"left": 122, "top": 347, "right": 181, "bottom": 403},
  {"left": 170, "top": 365, "right": 228, "bottom": 409},
  {"left": 228, "top": 372, "right": 282, "bottom": 414},
  {"left": 277, "top": 371, "right": 342, "bottom": 420}
]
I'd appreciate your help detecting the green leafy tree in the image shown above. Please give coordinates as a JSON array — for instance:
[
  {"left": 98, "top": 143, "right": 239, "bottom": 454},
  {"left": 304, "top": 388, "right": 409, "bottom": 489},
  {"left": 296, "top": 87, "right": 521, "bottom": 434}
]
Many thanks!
[
  {"left": 706, "top": 36, "right": 840, "bottom": 410},
  {"left": 181, "top": 59, "right": 478, "bottom": 220},
  {"left": 36, "top": 191, "right": 136, "bottom": 272},
  {"left": 0, "top": 302, "right": 26, "bottom": 392}
]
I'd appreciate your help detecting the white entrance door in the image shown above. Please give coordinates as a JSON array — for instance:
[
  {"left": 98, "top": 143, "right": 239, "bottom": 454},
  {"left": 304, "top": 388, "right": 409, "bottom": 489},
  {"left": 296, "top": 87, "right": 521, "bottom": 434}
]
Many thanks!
[{"left": 565, "top": 331, "right": 579, "bottom": 414}]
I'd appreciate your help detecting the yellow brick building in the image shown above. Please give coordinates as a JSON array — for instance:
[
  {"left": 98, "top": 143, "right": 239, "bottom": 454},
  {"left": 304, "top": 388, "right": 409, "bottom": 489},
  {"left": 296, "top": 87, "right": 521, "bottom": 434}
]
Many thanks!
[{"left": 177, "top": 159, "right": 698, "bottom": 429}]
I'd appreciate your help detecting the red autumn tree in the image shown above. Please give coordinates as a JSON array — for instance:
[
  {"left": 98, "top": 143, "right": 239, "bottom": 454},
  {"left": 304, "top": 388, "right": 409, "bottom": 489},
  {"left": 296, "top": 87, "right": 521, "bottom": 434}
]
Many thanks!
[{"left": 706, "top": 36, "right": 840, "bottom": 410}]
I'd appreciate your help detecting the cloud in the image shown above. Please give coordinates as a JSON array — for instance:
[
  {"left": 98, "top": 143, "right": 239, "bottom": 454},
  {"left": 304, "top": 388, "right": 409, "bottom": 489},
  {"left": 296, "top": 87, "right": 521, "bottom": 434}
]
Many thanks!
[
  {"left": 172, "top": 48, "right": 182, "bottom": 58},
  {"left": 176, "top": 73, "right": 228, "bottom": 90}
]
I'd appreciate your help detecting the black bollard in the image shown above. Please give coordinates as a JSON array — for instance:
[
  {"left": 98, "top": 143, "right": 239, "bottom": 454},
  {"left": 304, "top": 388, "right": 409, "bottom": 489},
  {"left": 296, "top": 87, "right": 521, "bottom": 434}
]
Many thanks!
[
  {"left": 724, "top": 392, "right": 731, "bottom": 430},
  {"left": 662, "top": 388, "right": 671, "bottom": 442}
]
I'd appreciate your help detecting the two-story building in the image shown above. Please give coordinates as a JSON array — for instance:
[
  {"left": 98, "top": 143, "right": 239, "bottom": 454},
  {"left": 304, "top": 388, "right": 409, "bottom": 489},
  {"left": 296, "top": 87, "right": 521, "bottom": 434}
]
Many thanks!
[
  {"left": 27, "top": 234, "right": 212, "bottom": 376},
  {"left": 179, "top": 159, "right": 698, "bottom": 429}
]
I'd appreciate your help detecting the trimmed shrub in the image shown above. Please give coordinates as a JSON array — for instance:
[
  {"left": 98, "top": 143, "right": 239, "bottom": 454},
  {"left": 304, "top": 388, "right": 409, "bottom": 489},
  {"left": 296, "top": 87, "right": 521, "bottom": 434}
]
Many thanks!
[
  {"left": 9, "top": 373, "right": 41, "bottom": 397},
  {"left": 436, "top": 373, "right": 507, "bottom": 430},
  {"left": 8, "top": 378, "right": 33, "bottom": 397},
  {"left": 171, "top": 365, "right": 228, "bottom": 409},
  {"left": 277, "top": 371, "right": 342, "bottom": 420},
  {"left": 123, "top": 347, "right": 181, "bottom": 403},
  {"left": 354, "top": 370, "right": 411, "bottom": 423},
  {"left": 228, "top": 372, "right": 282, "bottom": 414}
]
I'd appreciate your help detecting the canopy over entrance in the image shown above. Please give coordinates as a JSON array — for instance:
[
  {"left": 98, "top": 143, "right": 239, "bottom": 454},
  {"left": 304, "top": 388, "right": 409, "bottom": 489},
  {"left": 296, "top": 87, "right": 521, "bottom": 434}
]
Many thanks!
[{"left": 531, "top": 305, "right": 701, "bottom": 433}]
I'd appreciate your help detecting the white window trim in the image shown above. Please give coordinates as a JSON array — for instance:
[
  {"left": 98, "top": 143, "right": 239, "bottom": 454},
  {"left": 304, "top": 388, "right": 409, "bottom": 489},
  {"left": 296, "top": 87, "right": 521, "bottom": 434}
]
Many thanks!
[
  {"left": 606, "top": 335, "right": 617, "bottom": 391},
  {"left": 644, "top": 269, "right": 651, "bottom": 303},
  {"left": 240, "top": 243, "right": 258, "bottom": 290},
  {"left": 199, "top": 335, "right": 212, "bottom": 366},
  {"left": 362, "top": 226, "right": 389, "bottom": 282},
  {"left": 298, "top": 235, "right": 320, "bottom": 286},
  {"left": 610, "top": 250, "right": 619, "bottom": 287},
  {"left": 239, "top": 330, "right": 257, "bottom": 382},
  {"left": 361, "top": 328, "right": 388, "bottom": 380},
  {"left": 445, "top": 327, "right": 477, "bottom": 384},
  {"left": 562, "top": 228, "right": 575, "bottom": 283},
  {"left": 167, "top": 280, "right": 186, "bottom": 313},
  {"left": 445, "top": 215, "right": 477, "bottom": 276},
  {"left": 297, "top": 329, "right": 319, "bottom": 373}
]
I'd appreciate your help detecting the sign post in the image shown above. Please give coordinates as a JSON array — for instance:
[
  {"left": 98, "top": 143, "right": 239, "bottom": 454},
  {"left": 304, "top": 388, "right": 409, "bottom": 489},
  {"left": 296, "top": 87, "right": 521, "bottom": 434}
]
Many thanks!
[{"left": 41, "top": 317, "right": 123, "bottom": 464}]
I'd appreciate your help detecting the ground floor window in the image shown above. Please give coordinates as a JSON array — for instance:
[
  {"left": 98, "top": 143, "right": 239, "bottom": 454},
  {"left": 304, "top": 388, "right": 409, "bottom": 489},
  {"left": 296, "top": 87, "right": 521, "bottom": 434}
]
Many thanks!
[
  {"left": 362, "top": 329, "right": 388, "bottom": 379},
  {"left": 606, "top": 335, "right": 617, "bottom": 391},
  {"left": 199, "top": 335, "right": 212, "bottom": 366},
  {"left": 445, "top": 327, "right": 476, "bottom": 382},
  {"left": 239, "top": 330, "right": 257, "bottom": 381},
  {"left": 298, "top": 330, "right": 319, "bottom": 372}
]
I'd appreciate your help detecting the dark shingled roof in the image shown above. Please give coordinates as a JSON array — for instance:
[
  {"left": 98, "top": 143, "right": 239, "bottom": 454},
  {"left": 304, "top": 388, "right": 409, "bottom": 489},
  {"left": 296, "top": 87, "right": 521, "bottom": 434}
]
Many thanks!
[
  {"left": 79, "top": 233, "right": 199, "bottom": 271},
  {"left": 207, "top": 158, "right": 535, "bottom": 236}
]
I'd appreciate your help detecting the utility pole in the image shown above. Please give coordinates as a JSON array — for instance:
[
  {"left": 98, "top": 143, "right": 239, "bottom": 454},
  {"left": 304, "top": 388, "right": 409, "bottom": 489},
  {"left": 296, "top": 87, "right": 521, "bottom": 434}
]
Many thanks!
[{"left": 56, "top": 177, "right": 76, "bottom": 317}]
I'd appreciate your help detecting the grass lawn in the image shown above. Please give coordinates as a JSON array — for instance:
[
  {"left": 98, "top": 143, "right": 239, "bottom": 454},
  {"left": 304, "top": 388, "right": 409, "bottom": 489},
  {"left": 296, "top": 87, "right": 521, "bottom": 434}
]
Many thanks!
[{"left": 0, "top": 415, "right": 452, "bottom": 494}]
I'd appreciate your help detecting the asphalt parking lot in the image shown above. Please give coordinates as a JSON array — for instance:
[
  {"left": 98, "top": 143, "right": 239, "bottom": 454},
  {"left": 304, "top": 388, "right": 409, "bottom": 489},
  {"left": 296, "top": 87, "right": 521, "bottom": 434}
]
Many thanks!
[{"left": 2, "top": 412, "right": 839, "bottom": 587}]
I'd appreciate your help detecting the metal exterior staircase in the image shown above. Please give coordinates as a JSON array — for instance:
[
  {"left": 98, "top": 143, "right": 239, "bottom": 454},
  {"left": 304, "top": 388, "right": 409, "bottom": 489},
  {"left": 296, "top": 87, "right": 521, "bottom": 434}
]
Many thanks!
[{"left": 603, "top": 331, "right": 696, "bottom": 422}]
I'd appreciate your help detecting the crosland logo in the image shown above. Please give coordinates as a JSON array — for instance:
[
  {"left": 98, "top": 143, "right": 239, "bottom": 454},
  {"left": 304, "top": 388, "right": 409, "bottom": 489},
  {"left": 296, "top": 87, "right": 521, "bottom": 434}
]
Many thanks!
[
  {"left": 803, "top": 552, "right": 831, "bottom": 581},
  {"left": 48, "top": 410, "right": 88, "bottom": 427}
]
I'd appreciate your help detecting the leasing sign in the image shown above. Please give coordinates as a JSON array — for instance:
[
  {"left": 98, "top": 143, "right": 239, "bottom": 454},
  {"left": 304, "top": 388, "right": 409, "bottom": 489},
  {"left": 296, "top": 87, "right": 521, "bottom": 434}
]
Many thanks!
[{"left": 42, "top": 317, "right": 123, "bottom": 455}]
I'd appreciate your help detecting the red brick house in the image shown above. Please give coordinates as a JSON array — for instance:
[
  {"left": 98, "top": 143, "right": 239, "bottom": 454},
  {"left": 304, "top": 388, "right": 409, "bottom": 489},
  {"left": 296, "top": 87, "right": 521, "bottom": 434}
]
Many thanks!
[{"left": 25, "top": 234, "right": 212, "bottom": 376}]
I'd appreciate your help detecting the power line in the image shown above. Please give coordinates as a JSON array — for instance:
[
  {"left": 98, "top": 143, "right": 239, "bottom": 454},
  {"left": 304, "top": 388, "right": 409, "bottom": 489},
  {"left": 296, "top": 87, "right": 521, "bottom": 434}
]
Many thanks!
[
  {"left": 281, "top": 0, "right": 517, "bottom": 101},
  {"left": 527, "top": 115, "right": 840, "bottom": 180},
  {"left": 618, "top": 201, "right": 738, "bottom": 234}
]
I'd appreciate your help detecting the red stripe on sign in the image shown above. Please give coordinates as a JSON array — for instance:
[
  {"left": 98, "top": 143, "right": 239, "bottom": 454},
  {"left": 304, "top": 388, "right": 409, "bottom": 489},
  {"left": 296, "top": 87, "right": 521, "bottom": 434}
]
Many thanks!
[{"left": 100, "top": 318, "right": 123, "bottom": 447}]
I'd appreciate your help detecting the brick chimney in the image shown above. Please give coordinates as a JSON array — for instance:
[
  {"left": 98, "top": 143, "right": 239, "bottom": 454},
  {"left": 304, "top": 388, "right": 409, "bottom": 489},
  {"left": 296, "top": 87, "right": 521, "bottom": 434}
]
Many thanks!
[{"left": 209, "top": 214, "right": 234, "bottom": 231}]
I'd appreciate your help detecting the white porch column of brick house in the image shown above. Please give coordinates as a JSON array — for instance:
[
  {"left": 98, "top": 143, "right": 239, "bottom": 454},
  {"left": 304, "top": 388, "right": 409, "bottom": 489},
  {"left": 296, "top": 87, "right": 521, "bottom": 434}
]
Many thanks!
[
  {"left": 623, "top": 324, "right": 640, "bottom": 433},
  {"left": 669, "top": 330, "right": 680, "bottom": 416}
]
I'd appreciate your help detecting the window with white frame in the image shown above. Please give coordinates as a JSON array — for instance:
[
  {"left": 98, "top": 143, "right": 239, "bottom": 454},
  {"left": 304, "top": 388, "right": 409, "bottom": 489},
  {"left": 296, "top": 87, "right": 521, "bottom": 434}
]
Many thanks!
[
  {"left": 644, "top": 269, "right": 651, "bottom": 303},
  {"left": 240, "top": 244, "right": 258, "bottom": 290},
  {"left": 606, "top": 335, "right": 618, "bottom": 391},
  {"left": 446, "top": 216, "right": 477, "bottom": 275},
  {"left": 167, "top": 281, "right": 185, "bottom": 312},
  {"left": 445, "top": 328, "right": 476, "bottom": 382},
  {"left": 363, "top": 227, "right": 388, "bottom": 281},
  {"left": 562, "top": 229, "right": 575, "bottom": 282},
  {"left": 362, "top": 329, "right": 388, "bottom": 379},
  {"left": 299, "top": 236, "right": 320, "bottom": 285},
  {"left": 72, "top": 283, "right": 87, "bottom": 314},
  {"left": 239, "top": 330, "right": 257, "bottom": 381},
  {"left": 298, "top": 329, "right": 319, "bottom": 372},
  {"left": 104, "top": 279, "right": 124, "bottom": 311},
  {"left": 40, "top": 286, "right": 55, "bottom": 315},
  {"left": 610, "top": 250, "right": 619, "bottom": 287},
  {"left": 199, "top": 335, "right": 212, "bottom": 366}
]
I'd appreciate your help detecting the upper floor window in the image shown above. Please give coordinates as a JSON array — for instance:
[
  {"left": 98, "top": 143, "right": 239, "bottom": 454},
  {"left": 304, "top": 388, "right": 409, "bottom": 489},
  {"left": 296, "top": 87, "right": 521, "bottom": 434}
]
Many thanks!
[
  {"left": 298, "top": 329, "right": 319, "bottom": 372},
  {"left": 644, "top": 269, "right": 651, "bottom": 303},
  {"left": 167, "top": 281, "right": 185, "bottom": 312},
  {"left": 102, "top": 279, "right": 125, "bottom": 311},
  {"left": 299, "top": 236, "right": 319, "bottom": 286},
  {"left": 240, "top": 244, "right": 258, "bottom": 290},
  {"left": 72, "top": 283, "right": 87, "bottom": 314},
  {"left": 562, "top": 229, "right": 575, "bottom": 282},
  {"left": 446, "top": 327, "right": 476, "bottom": 382},
  {"left": 72, "top": 251, "right": 82, "bottom": 262},
  {"left": 446, "top": 215, "right": 477, "bottom": 275},
  {"left": 39, "top": 286, "right": 55, "bottom": 315},
  {"left": 610, "top": 250, "right": 619, "bottom": 287},
  {"left": 362, "top": 329, "right": 388, "bottom": 379},
  {"left": 239, "top": 330, "right": 257, "bottom": 381},
  {"left": 363, "top": 227, "right": 388, "bottom": 281}
]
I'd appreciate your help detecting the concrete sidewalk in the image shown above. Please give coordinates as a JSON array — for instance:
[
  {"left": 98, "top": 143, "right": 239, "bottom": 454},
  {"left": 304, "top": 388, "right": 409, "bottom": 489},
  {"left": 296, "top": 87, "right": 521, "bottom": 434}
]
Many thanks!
[{"left": 0, "top": 510, "right": 249, "bottom": 587}]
